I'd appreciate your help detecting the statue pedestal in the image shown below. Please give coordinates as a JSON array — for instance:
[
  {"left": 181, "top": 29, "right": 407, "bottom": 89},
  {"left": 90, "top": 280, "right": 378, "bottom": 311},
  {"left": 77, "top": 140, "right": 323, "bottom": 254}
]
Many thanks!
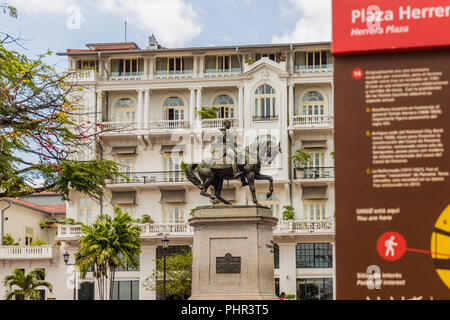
[{"left": 188, "top": 205, "right": 279, "bottom": 300}]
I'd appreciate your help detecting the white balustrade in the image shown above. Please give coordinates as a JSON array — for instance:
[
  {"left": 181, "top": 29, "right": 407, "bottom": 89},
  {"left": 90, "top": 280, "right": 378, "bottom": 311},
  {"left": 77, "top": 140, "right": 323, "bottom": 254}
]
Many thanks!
[
  {"left": 147, "top": 120, "right": 190, "bottom": 130},
  {"left": 56, "top": 220, "right": 335, "bottom": 239},
  {"left": 0, "top": 245, "right": 54, "bottom": 259},
  {"left": 56, "top": 224, "right": 83, "bottom": 239},
  {"left": 101, "top": 121, "right": 138, "bottom": 133},
  {"left": 293, "top": 115, "right": 334, "bottom": 127},
  {"left": 65, "top": 70, "right": 100, "bottom": 82},
  {"left": 275, "top": 219, "right": 335, "bottom": 234},
  {"left": 201, "top": 118, "right": 238, "bottom": 129}
]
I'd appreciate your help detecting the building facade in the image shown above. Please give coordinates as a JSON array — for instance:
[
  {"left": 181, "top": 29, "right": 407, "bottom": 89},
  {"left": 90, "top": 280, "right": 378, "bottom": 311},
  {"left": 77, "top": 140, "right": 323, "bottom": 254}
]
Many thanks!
[{"left": 1, "top": 39, "right": 335, "bottom": 300}]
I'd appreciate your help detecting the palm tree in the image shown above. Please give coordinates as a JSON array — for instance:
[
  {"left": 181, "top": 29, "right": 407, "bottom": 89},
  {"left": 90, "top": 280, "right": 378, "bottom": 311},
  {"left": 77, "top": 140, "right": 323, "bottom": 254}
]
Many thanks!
[
  {"left": 4, "top": 268, "right": 53, "bottom": 300},
  {"left": 75, "top": 207, "right": 141, "bottom": 300}
]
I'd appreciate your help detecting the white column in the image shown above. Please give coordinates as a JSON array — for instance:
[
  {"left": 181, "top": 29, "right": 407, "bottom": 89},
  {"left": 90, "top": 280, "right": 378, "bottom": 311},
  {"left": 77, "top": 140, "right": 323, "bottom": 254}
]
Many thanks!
[
  {"left": 279, "top": 243, "right": 297, "bottom": 298},
  {"left": 238, "top": 85, "right": 244, "bottom": 128},
  {"left": 98, "top": 59, "right": 104, "bottom": 78},
  {"left": 137, "top": 89, "right": 144, "bottom": 130},
  {"left": 193, "top": 56, "right": 198, "bottom": 78},
  {"left": 96, "top": 90, "right": 103, "bottom": 124},
  {"left": 149, "top": 56, "right": 155, "bottom": 80},
  {"left": 144, "top": 89, "right": 150, "bottom": 130},
  {"left": 189, "top": 88, "right": 196, "bottom": 127},
  {"left": 288, "top": 84, "right": 294, "bottom": 126},
  {"left": 196, "top": 87, "right": 202, "bottom": 128},
  {"left": 198, "top": 56, "right": 204, "bottom": 78},
  {"left": 143, "top": 58, "right": 148, "bottom": 80},
  {"left": 139, "top": 246, "right": 157, "bottom": 300}
]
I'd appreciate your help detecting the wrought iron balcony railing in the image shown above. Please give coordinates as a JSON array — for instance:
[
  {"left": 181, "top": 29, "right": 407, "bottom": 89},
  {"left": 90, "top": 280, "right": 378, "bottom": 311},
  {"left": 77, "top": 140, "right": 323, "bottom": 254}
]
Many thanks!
[
  {"left": 110, "top": 171, "right": 187, "bottom": 184},
  {"left": 294, "top": 167, "right": 334, "bottom": 180}
]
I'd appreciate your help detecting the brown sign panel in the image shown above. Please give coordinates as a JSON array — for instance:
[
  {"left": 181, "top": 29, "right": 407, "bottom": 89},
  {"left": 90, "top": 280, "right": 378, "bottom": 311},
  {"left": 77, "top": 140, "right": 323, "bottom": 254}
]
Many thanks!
[
  {"left": 216, "top": 253, "right": 241, "bottom": 274},
  {"left": 335, "top": 50, "right": 450, "bottom": 300}
]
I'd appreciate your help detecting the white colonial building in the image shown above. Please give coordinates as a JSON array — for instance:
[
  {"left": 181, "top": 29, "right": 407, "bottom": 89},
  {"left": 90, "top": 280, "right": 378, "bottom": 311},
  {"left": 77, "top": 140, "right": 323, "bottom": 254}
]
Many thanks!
[{"left": 0, "top": 37, "right": 335, "bottom": 300}]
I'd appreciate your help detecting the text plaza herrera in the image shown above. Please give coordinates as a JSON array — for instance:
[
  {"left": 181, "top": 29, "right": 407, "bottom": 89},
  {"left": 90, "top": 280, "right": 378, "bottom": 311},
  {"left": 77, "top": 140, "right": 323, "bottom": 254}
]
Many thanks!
[{"left": 352, "top": 5, "right": 450, "bottom": 24}]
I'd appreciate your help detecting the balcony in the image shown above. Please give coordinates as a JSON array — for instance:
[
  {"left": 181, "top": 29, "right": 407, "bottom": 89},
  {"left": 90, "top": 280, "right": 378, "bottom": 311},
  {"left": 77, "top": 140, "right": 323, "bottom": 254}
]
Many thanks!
[
  {"left": 56, "top": 225, "right": 83, "bottom": 240},
  {"left": 201, "top": 118, "right": 239, "bottom": 129},
  {"left": 294, "top": 167, "right": 334, "bottom": 180},
  {"left": 65, "top": 70, "right": 101, "bottom": 83},
  {"left": 99, "top": 120, "right": 190, "bottom": 136},
  {"left": 155, "top": 71, "right": 194, "bottom": 81},
  {"left": 253, "top": 115, "right": 279, "bottom": 121},
  {"left": 295, "top": 65, "right": 333, "bottom": 76},
  {"left": 204, "top": 71, "right": 241, "bottom": 79},
  {"left": 56, "top": 219, "right": 335, "bottom": 240},
  {"left": 292, "top": 115, "right": 333, "bottom": 129},
  {"left": 275, "top": 219, "right": 335, "bottom": 235},
  {"left": 0, "top": 245, "right": 57, "bottom": 260},
  {"left": 139, "top": 223, "right": 193, "bottom": 238},
  {"left": 109, "top": 171, "right": 187, "bottom": 185}
]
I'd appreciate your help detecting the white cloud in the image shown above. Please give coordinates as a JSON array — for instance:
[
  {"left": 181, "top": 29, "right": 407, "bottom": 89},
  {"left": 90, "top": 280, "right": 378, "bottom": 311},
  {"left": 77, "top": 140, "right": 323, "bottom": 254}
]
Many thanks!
[
  {"left": 8, "top": 0, "right": 74, "bottom": 14},
  {"left": 97, "top": 0, "right": 202, "bottom": 47},
  {"left": 272, "top": 0, "right": 331, "bottom": 43}
]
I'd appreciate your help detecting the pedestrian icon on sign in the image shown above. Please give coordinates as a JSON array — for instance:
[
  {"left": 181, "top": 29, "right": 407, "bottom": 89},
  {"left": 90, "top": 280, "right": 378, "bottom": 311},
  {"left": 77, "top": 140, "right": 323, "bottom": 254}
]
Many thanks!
[
  {"left": 377, "top": 231, "right": 407, "bottom": 261},
  {"left": 384, "top": 236, "right": 398, "bottom": 257}
]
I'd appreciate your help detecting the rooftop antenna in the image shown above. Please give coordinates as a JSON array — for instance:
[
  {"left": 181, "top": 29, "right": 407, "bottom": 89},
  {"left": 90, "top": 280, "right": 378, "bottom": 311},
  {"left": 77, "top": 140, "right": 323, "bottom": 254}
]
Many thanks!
[{"left": 124, "top": 20, "right": 127, "bottom": 42}]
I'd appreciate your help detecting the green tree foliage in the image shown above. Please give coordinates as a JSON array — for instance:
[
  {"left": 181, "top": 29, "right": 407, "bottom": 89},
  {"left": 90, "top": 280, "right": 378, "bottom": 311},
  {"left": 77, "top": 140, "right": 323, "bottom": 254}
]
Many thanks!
[
  {"left": 143, "top": 249, "right": 192, "bottom": 300},
  {"left": 75, "top": 207, "right": 142, "bottom": 300},
  {"left": 291, "top": 149, "right": 310, "bottom": 168},
  {"left": 195, "top": 106, "right": 218, "bottom": 119},
  {"left": 0, "top": 8, "right": 122, "bottom": 200},
  {"left": 3, "top": 233, "right": 18, "bottom": 245},
  {"left": 137, "top": 214, "right": 154, "bottom": 224},
  {"left": 3, "top": 268, "right": 52, "bottom": 300},
  {"left": 282, "top": 205, "right": 295, "bottom": 221},
  {"left": 30, "top": 239, "right": 47, "bottom": 246}
]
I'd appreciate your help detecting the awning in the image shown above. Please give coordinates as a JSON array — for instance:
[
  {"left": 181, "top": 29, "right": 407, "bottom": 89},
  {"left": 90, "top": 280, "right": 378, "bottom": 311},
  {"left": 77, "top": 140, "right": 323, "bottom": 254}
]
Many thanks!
[
  {"left": 112, "top": 146, "right": 137, "bottom": 155},
  {"left": 111, "top": 191, "right": 136, "bottom": 205},
  {"left": 302, "top": 140, "right": 327, "bottom": 149},
  {"left": 302, "top": 186, "right": 328, "bottom": 200},
  {"left": 159, "top": 145, "right": 185, "bottom": 153},
  {"left": 160, "top": 190, "right": 186, "bottom": 203},
  {"left": 222, "top": 189, "right": 236, "bottom": 202}
]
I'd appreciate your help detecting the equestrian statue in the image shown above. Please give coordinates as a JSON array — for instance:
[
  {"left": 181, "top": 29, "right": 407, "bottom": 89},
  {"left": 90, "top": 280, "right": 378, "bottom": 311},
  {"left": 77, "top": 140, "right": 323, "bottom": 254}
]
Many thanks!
[{"left": 183, "top": 120, "right": 281, "bottom": 205}]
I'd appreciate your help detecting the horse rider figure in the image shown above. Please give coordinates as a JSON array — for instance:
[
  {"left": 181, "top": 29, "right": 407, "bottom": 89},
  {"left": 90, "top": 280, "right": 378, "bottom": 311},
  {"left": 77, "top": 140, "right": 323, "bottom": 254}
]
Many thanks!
[{"left": 219, "top": 119, "right": 244, "bottom": 179}]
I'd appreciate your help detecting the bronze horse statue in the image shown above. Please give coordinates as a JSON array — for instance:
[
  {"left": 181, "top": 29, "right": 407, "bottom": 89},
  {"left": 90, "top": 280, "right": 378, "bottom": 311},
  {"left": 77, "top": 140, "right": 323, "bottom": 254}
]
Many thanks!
[{"left": 184, "top": 135, "right": 281, "bottom": 205}]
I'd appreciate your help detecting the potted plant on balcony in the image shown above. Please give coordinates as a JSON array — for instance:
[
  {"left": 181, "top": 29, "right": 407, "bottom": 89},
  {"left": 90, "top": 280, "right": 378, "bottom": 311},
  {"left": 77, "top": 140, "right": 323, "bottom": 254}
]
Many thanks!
[
  {"left": 139, "top": 214, "right": 154, "bottom": 224},
  {"left": 291, "top": 149, "right": 310, "bottom": 169},
  {"left": 30, "top": 239, "right": 48, "bottom": 246},
  {"left": 3, "top": 233, "right": 19, "bottom": 246},
  {"left": 39, "top": 218, "right": 55, "bottom": 229},
  {"left": 247, "top": 58, "right": 256, "bottom": 65},
  {"left": 282, "top": 206, "right": 295, "bottom": 221}
]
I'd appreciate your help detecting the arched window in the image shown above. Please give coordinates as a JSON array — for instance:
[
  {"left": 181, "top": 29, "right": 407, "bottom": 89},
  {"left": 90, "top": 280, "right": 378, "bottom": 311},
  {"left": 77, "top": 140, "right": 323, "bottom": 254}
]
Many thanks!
[
  {"left": 163, "top": 97, "right": 185, "bottom": 121},
  {"left": 301, "top": 91, "right": 325, "bottom": 119},
  {"left": 115, "top": 98, "right": 136, "bottom": 122},
  {"left": 213, "top": 95, "right": 235, "bottom": 119},
  {"left": 254, "top": 84, "right": 277, "bottom": 120}
]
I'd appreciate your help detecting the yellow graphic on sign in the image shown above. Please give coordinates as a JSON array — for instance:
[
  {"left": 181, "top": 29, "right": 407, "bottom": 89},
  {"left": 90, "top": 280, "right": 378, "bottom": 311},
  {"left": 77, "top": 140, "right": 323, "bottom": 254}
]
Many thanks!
[{"left": 431, "top": 205, "right": 450, "bottom": 289}]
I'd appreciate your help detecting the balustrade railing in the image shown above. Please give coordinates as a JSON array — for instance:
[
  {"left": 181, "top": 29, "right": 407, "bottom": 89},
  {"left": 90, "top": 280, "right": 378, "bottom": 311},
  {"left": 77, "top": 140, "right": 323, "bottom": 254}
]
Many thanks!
[
  {"left": 0, "top": 245, "right": 54, "bottom": 259},
  {"left": 56, "top": 219, "right": 335, "bottom": 239},
  {"left": 293, "top": 115, "right": 333, "bottom": 127}
]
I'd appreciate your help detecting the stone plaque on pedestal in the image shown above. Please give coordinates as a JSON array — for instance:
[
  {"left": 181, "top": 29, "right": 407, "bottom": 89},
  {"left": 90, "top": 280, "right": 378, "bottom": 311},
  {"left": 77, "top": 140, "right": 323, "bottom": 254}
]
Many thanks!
[{"left": 188, "top": 205, "right": 279, "bottom": 300}]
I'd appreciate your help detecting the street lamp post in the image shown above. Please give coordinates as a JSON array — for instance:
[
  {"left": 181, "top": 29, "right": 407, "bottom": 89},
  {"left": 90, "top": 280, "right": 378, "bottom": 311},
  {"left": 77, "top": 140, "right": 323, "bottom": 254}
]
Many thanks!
[
  {"left": 162, "top": 235, "right": 169, "bottom": 300},
  {"left": 63, "top": 250, "right": 77, "bottom": 300}
]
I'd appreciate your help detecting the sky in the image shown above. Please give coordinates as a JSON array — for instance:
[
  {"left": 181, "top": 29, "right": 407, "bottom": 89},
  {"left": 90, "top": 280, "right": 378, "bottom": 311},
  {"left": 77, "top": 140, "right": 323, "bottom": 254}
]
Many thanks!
[{"left": 2, "top": 0, "right": 331, "bottom": 70}]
